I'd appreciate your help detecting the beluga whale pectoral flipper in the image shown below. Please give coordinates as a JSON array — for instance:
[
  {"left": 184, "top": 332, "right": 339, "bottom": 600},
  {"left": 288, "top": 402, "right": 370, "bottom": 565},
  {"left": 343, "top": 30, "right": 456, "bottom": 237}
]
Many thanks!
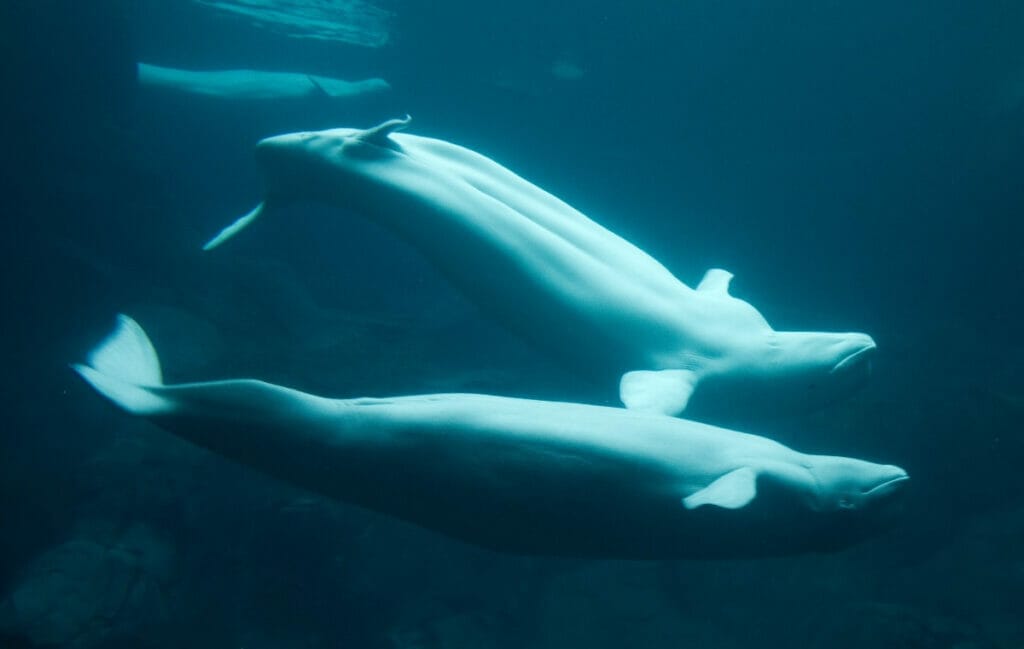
[
  {"left": 203, "top": 117, "right": 877, "bottom": 423},
  {"left": 73, "top": 315, "right": 909, "bottom": 560},
  {"left": 203, "top": 202, "right": 267, "bottom": 251}
]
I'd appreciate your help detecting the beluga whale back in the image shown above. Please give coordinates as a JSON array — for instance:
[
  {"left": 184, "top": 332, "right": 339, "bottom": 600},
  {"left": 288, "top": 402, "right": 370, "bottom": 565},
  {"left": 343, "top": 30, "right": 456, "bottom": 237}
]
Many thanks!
[
  {"left": 73, "top": 315, "right": 908, "bottom": 560},
  {"left": 205, "top": 117, "right": 877, "bottom": 421}
]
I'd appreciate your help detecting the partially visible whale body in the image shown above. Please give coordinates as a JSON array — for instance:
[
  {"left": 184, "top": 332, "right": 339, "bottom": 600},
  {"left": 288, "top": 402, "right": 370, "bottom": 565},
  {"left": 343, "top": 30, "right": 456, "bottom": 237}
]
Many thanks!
[
  {"left": 74, "top": 315, "right": 908, "bottom": 559},
  {"left": 137, "top": 63, "right": 390, "bottom": 101},
  {"left": 205, "top": 117, "right": 877, "bottom": 421}
]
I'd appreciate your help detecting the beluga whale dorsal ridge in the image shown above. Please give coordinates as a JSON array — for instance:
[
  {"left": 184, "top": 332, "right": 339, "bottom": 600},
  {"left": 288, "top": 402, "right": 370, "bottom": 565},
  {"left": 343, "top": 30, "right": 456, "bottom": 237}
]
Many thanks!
[
  {"left": 73, "top": 315, "right": 909, "bottom": 560},
  {"left": 204, "top": 117, "right": 877, "bottom": 422}
]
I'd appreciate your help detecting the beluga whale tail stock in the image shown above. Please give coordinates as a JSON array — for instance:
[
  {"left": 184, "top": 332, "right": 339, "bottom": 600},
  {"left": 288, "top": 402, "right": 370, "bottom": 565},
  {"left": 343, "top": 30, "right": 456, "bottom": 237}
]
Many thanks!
[
  {"left": 204, "top": 116, "right": 877, "bottom": 422},
  {"left": 73, "top": 315, "right": 908, "bottom": 560}
]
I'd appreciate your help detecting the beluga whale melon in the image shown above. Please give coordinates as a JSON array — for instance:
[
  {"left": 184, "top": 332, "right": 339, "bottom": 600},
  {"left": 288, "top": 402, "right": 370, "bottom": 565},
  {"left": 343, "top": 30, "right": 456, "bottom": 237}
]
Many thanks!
[
  {"left": 205, "top": 116, "right": 877, "bottom": 421},
  {"left": 73, "top": 315, "right": 908, "bottom": 560}
]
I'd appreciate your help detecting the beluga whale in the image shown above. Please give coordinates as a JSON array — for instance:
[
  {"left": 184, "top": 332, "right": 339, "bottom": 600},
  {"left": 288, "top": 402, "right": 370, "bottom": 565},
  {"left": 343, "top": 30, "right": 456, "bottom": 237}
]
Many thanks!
[
  {"left": 73, "top": 315, "right": 908, "bottom": 559},
  {"left": 137, "top": 63, "right": 390, "bottom": 102},
  {"left": 204, "top": 117, "right": 877, "bottom": 421}
]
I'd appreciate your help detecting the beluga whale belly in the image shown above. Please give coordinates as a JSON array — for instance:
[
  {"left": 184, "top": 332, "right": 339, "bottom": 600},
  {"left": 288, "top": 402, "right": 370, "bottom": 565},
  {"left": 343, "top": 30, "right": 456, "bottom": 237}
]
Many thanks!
[
  {"left": 204, "top": 117, "right": 877, "bottom": 421},
  {"left": 73, "top": 315, "right": 908, "bottom": 560}
]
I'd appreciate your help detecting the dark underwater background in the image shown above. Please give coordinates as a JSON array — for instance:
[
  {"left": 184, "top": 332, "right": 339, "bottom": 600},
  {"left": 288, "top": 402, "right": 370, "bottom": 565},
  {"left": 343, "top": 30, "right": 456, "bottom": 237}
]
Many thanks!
[{"left": 2, "top": 1, "right": 1023, "bottom": 647}]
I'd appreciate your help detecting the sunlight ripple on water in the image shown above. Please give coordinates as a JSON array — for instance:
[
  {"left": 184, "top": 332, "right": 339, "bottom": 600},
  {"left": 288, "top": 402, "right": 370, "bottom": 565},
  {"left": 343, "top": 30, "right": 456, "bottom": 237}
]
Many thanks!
[{"left": 193, "top": 0, "right": 391, "bottom": 46}]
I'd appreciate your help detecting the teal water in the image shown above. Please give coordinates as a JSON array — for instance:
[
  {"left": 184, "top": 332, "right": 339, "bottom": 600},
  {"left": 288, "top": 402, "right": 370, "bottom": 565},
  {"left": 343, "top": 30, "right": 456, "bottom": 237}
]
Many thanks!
[{"left": 1, "top": 1, "right": 1022, "bottom": 647}]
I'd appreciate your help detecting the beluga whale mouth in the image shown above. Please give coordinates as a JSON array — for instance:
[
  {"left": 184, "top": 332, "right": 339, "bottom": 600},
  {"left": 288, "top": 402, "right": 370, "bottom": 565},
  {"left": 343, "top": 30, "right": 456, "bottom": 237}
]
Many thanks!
[
  {"left": 831, "top": 337, "right": 877, "bottom": 374},
  {"left": 862, "top": 472, "right": 909, "bottom": 499}
]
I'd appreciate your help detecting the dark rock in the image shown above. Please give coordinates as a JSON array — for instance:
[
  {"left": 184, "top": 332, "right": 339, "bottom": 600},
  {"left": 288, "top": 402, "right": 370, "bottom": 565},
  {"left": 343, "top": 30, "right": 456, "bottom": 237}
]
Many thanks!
[{"left": 0, "top": 523, "right": 173, "bottom": 649}]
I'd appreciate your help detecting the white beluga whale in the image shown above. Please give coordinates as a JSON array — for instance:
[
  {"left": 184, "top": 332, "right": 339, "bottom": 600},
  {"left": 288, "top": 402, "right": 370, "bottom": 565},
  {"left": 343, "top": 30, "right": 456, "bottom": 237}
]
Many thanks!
[
  {"left": 204, "top": 117, "right": 877, "bottom": 421},
  {"left": 73, "top": 315, "right": 908, "bottom": 559},
  {"left": 137, "top": 63, "right": 390, "bottom": 102}
]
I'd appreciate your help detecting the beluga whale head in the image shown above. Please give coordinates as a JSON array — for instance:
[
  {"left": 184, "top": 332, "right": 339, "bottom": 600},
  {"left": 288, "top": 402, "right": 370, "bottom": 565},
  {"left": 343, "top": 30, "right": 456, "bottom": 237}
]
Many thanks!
[
  {"left": 805, "top": 456, "right": 909, "bottom": 513},
  {"left": 796, "top": 455, "right": 910, "bottom": 548},
  {"left": 203, "top": 116, "right": 413, "bottom": 251},
  {"left": 680, "top": 331, "right": 877, "bottom": 424},
  {"left": 675, "top": 277, "right": 878, "bottom": 425},
  {"left": 694, "top": 452, "right": 910, "bottom": 554},
  {"left": 748, "top": 329, "right": 877, "bottom": 414},
  {"left": 258, "top": 115, "right": 411, "bottom": 197}
]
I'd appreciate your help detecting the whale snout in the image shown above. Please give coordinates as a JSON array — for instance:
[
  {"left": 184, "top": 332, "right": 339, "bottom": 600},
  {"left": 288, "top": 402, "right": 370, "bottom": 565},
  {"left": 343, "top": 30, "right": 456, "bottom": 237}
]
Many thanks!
[
  {"left": 257, "top": 131, "right": 315, "bottom": 153},
  {"left": 254, "top": 134, "right": 305, "bottom": 170},
  {"left": 255, "top": 128, "right": 364, "bottom": 171},
  {"left": 254, "top": 130, "right": 353, "bottom": 199},
  {"left": 257, "top": 127, "right": 363, "bottom": 154},
  {"left": 830, "top": 335, "right": 877, "bottom": 375},
  {"left": 862, "top": 468, "right": 910, "bottom": 524},
  {"left": 863, "top": 467, "right": 909, "bottom": 500}
]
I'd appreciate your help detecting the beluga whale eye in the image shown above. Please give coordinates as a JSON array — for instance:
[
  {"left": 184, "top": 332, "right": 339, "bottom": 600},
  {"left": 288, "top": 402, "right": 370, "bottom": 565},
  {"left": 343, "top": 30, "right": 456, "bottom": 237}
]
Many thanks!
[{"left": 807, "top": 457, "right": 909, "bottom": 515}]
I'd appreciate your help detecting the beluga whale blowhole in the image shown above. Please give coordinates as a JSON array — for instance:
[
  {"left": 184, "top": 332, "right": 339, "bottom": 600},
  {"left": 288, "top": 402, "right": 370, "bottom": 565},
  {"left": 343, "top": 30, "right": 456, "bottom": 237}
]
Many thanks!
[
  {"left": 205, "top": 117, "right": 877, "bottom": 421},
  {"left": 73, "top": 315, "right": 909, "bottom": 560}
]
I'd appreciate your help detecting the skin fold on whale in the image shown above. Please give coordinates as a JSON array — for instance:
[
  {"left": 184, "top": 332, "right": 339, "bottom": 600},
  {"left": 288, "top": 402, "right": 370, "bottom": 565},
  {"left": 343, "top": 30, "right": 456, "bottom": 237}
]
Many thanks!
[
  {"left": 72, "top": 315, "right": 908, "bottom": 560},
  {"left": 137, "top": 63, "right": 390, "bottom": 101},
  {"left": 203, "top": 117, "right": 877, "bottom": 421}
]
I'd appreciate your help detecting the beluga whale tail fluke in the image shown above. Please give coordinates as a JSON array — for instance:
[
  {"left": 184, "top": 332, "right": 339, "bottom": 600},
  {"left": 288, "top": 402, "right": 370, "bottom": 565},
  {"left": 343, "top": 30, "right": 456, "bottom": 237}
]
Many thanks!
[
  {"left": 71, "top": 314, "right": 170, "bottom": 415},
  {"left": 202, "top": 117, "right": 878, "bottom": 422},
  {"left": 73, "top": 315, "right": 908, "bottom": 559}
]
